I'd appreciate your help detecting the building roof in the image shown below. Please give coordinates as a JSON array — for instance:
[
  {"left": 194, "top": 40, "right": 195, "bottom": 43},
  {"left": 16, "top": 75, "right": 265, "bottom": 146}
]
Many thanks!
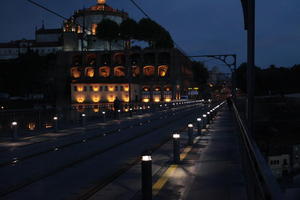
[
  {"left": 31, "top": 42, "right": 62, "bottom": 47},
  {"left": 36, "top": 28, "right": 62, "bottom": 35}
]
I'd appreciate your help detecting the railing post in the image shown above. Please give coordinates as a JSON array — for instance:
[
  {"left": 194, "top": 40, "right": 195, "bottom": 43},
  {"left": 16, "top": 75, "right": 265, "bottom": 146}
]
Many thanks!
[
  {"left": 188, "top": 123, "right": 194, "bottom": 145},
  {"left": 173, "top": 133, "right": 180, "bottom": 164},
  {"left": 141, "top": 154, "right": 152, "bottom": 200}
]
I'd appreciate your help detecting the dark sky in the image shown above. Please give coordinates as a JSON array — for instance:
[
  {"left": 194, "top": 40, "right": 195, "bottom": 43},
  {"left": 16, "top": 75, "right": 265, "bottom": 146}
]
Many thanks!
[{"left": 0, "top": 0, "right": 299, "bottom": 72}]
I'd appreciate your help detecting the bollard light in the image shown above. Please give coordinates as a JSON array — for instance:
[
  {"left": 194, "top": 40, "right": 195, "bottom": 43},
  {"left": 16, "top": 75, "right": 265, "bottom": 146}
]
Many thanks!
[
  {"left": 197, "top": 118, "right": 201, "bottom": 122},
  {"left": 207, "top": 112, "right": 210, "bottom": 115},
  {"left": 129, "top": 108, "right": 133, "bottom": 111},
  {"left": 117, "top": 109, "right": 121, "bottom": 113},
  {"left": 188, "top": 123, "right": 193, "bottom": 128},
  {"left": 173, "top": 133, "right": 180, "bottom": 139},
  {"left": 12, "top": 121, "right": 18, "bottom": 126},
  {"left": 142, "top": 155, "right": 152, "bottom": 161},
  {"left": 140, "top": 107, "right": 143, "bottom": 110},
  {"left": 82, "top": 113, "right": 86, "bottom": 117},
  {"left": 102, "top": 111, "right": 106, "bottom": 114},
  {"left": 147, "top": 106, "right": 150, "bottom": 109},
  {"left": 53, "top": 116, "right": 58, "bottom": 121},
  {"left": 203, "top": 114, "right": 207, "bottom": 118}
]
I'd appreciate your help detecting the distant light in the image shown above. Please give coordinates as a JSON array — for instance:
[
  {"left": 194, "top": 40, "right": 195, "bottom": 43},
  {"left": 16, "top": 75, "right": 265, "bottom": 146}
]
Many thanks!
[
  {"left": 53, "top": 116, "right": 58, "bottom": 120},
  {"left": 117, "top": 110, "right": 121, "bottom": 113},
  {"left": 142, "top": 155, "right": 152, "bottom": 161},
  {"left": 82, "top": 113, "right": 86, "bottom": 117},
  {"left": 139, "top": 107, "right": 143, "bottom": 110},
  {"left": 197, "top": 118, "right": 201, "bottom": 122},
  {"left": 129, "top": 108, "right": 133, "bottom": 111},
  {"left": 203, "top": 114, "right": 207, "bottom": 118},
  {"left": 207, "top": 112, "right": 210, "bottom": 115},
  {"left": 102, "top": 111, "right": 106, "bottom": 114},
  {"left": 188, "top": 123, "right": 193, "bottom": 128},
  {"left": 12, "top": 121, "right": 18, "bottom": 126},
  {"left": 173, "top": 133, "right": 180, "bottom": 139}
]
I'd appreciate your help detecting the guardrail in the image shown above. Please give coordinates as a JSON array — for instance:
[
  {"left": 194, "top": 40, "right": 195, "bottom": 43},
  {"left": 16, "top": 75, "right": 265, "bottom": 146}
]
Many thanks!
[{"left": 232, "top": 102, "right": 284, "bottom": 200}]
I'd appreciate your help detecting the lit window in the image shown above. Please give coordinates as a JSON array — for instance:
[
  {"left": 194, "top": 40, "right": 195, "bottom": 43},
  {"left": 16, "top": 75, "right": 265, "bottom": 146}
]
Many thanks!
[
  {"left": 158, "top": 65, "right": 168, "bottom": 77},
  {"left": 92, "top": 86, "right": 100, "bottom": 92},
  {"left": 71, "top": 67, "right": 81, "bottom": 78},
  {"left": 92, "top": 24, "right": 98, "bottom": 35},
  {"left": 132, "top": 66, "right": 140, "bottom": 77},
  {"left": 77, "top": 86, "right": 84, "bottom": 92},
  {"left": 86, "top": 67, "right": 95, "bottom": 78},
  {"left": 92, "top": 95, "right": 100, "bottom": 103},
  {"left": 114, "top": 66, "right": 126, "bottom": 77},
  {"left": 76, "top": 95, "right": 85, "bottom": 103},
  {"left": 99, "top": 66, "right": 110, "bottom": 77},
  {"left": 143, "top": 66, "right": 155, "bottom": 77}
]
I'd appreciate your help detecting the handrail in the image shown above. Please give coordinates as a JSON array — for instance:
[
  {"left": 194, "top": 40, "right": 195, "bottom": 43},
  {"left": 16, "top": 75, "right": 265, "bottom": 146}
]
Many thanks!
[{"left": 232, "top": 102, "right": 284, "bottom": 200}]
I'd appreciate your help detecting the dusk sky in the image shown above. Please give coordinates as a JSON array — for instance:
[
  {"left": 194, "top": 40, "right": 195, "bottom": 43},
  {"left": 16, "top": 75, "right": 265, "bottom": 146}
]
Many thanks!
[{"left": 0, "top": 0, "right": 299, "bottom": 72}]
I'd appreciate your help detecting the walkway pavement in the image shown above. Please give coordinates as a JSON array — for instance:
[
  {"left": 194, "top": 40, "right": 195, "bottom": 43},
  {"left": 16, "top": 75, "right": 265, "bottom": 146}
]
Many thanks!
[{"left": 85, "top": 105, "right": 248, "bottom": 200}]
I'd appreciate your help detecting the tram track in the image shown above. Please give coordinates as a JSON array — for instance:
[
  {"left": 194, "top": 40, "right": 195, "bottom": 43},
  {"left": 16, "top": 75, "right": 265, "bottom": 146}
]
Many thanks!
[{"left": 0, "top": 103, "right": 205, "bottom": 198}]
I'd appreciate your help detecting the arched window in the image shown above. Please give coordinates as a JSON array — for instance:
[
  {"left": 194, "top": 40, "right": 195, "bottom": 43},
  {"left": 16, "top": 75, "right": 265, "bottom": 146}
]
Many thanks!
[
  {"left": 114, "top": 66, "right": 126, "bottom": 77},
  {"left": 85, "top": 67, "right": 95, "bottom": 78},
  {"left": 143, "top": 65, "right": 155, "bottom": 77},
  {"left": 99, "top": 66, "right": 110, "bottom": 77},
  {"left": 71, "top": 67, "right": 81, "bottom": 78},
  {"left": 132, "top": 66, "right": 140, "bottom": 77},
  {"left": 158, "top": 65, "right": 168, "bottom": 77}
]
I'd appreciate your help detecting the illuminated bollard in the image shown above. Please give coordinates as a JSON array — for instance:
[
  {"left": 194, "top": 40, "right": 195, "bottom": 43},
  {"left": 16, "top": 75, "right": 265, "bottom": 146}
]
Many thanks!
[
  {"left": 188, "top": 123, "right": 194, "bottom": 145},
  {"left": 197, "top": 118, "right": 202, "bottom": 135},
  {"left": 141, "top": 154, "right": 152, "bottom": 200},
  {"left": 102, "top": 111, "right": 106, "bottom": 122},
  {"left": 81, "top": 113, "right": 86, "bottom": 127},
  {"left": 173, "top": 133, "right": 181, "bottom": 164},
  {"left": 129, "top": 108, "right": 133, "bottom": 117},
  {"left": 202, "top": 114, "right": 207, "bottom": 128},
  {"left": 53, "top": 116, "right": 58, "bottom": 132},
  {"left": 11, "top": 121, "right": 18, "bottom": 139},
  {"left": 117, "top": 109, "right": 121, "bottom": 120},
  {"left": 206, "top": 112, "right": 211, "bottom": 124}
]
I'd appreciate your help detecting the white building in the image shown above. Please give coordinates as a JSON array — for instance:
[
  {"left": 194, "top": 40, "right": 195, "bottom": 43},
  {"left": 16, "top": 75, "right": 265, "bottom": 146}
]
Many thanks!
[{"left": 268, "top": 154, "right": 291, "bottom": 178}]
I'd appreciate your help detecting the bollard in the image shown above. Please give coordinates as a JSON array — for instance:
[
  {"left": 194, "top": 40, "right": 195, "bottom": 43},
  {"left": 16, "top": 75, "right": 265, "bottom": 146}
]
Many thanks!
[
  {"left": 197, "top": 118, "right": 202, "bottom": 135},
  {"left": 188, "top": 123, "right": 194, "bottom": 145},
  {"left": 117, "top": 109, "right": 121, "bottom": 120},
  {"left": 11, "top": 121, "right": 18, "bottom": 139},
  {"left": 141, "top": 155, "right": 152, "bottom": 200},
  {"left": 102, "top": 111, "right": 106, "bottom": 122},
  {"left": 202, "top": 114, "right": 207, "bottom": 128},
  {"left": 53, "top": 116, "right": 58, "bottom": 132},
  {"left": 81, "top": 113, "right": 86, "bottom": 127},
  {"left": 129, "top": 108, "right": 133, "bottom": 117},
  {"left": 206, "top": 112, "right": 211, "bottom": 124},
  {"left": 173, "top": 133, "right": 181, "bottom": 164}
]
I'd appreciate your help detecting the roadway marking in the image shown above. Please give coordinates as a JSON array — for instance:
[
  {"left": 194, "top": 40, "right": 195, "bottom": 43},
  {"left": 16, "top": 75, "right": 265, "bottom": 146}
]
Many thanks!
[{"left": 152, "top": 136, "right": 201, "bottom": 196}]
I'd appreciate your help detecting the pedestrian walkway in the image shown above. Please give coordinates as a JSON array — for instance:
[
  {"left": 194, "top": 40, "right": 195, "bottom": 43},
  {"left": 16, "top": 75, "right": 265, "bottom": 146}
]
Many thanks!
[{"left": 154, "top": 106, "right": 248, "bottom": 200}]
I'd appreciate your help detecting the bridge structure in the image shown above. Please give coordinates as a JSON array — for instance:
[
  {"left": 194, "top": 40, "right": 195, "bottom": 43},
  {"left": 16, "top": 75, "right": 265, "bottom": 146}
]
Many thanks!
[{"left": 0, "top": 100, "right": 284, "bottom": 200}]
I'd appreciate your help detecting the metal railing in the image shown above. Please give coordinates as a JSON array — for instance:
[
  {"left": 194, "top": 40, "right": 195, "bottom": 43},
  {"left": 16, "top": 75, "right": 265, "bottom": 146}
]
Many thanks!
[{"left": 232, "top": 102, "right": 284, "bottom": 200}]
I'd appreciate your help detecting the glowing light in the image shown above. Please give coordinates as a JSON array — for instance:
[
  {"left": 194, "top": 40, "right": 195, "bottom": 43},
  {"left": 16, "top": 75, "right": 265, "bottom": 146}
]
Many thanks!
[
  {"left": 188, "top": 124, "right": 193, "bottom": 128},
  {"left": 92, "top": 86, "right": 100, "bottom": 92},
  {"left": 158, "top": 65, "right": 168, "bottom": 77},
  {"left": 107, "top": 95, "right": 115, "bottom": 102},
  {"left": 76, "top": 95, "right": 85, "bottom": 103},
  {"left": 12, "top": 122, "right": 18, "bottom": 126},
  {"left": 82, "top": 113, "right": 86, "bottom": 117},
  {"left": 71, "top": 68, "right": 81, "bottom": 78},
  {"left": 91, "top": 24, "right": 97, "bottom": 35},
  {"left": 143, "top": 98, "right": 150, "bottom": 103},
  {"left": 164, "top": 98, "right": 171, "bottom": 102},
  {"left": 28, "top": 123, "right": 36, "bottom": 130},
  {"left": 173, "top": 133, "right": 180, "bottom": 139},
  {"left": 93, "top": 108, "right": 100, "bottom": 113},
  {"left": 154, "top": 98, "right": 160, "bottom": 102},
  {"left": 142, "top": 155, "right": 152, "bottom": 161},
  {"left": 98, "top": 0, "right": 106, "bottom": 4},
  {"left": 77, "top": 86, "right": 84, "bottom": 92},
  {"left": 123, "top": 96, "right": 129, "bottom": 102},
  {"left": 124, "top": 86, "right": 129, "bottom": 92},
  {"left": 92, "top": 95, "right": 100, "bottom": 103},
  {"left": 197, "top": 118, "right": 201, "bottom": 122},
  {"left": 108, "top": 86, "right": 114, "bottom": 92},
  {"left": 53, "top": 117, "right": 58, "bottom": 120},
  {"left": 203, "top": 114, "right": 207, "bottom": 118},
  {"left": 125, "top": 108, "right": 129, "bottom": 112}
]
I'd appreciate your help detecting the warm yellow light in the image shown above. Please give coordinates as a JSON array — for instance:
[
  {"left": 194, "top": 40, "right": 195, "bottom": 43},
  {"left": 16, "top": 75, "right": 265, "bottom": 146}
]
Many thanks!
[
  {"left": 108, "top": 86, "right": 114, "bottom": 92},
  {"left": 28, "top": 122, "right": 36, "bottom": 131},
  {"left": 165, "top": 98, "right": 171, "bottom": 102},
  {"left": 154, "top": 98, "right": 160, "bottom": 102},
  {"left": 77, "top": 86, "right": 84, "bottom": 92},
  {"left": 143, "top": 98, "right": 150, "bottom": 103},
  {"left": 107, "top": 95, "right": 116, "bottom": 103},
  {"left": 92, "top": 95, "right": 100, "bottom": 103},
  {"left": 71, "top": 68, "right": 81, "bottom": 78},
  {"left": 124, "top": 86, "right": 129, "bottom": 92},
  {"left": 93, "top": 108, "right": 100, "bottom": 113},
  {"left": 93, "top": 86, "right": 100, "bottom": 92},
  {"left": 98, "top": 0, "right": 106, "bottom": 4},
  {"left": 123, "top": 98, "right": 129, "bottom": 103},
  {"left": 91, "top": 24, "right": 97, "bottom": 35},
  {"left": 125, "top": 108, "right": 129, "bottom": 112},
  {"left": 86, "top": 68, "right": 94, "bottom": 77},
  {"left": 76, "top": 95, "right": 85, "bottom": 103}
]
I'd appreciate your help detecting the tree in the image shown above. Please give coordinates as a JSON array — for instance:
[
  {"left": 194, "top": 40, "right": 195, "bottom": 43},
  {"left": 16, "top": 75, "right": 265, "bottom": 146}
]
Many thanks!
[
  {"left": 96, "top": 19, "right": 120, "bottom": 50},
  {"left": 120, "top": 18, "right": 138, "bottom": 49}
]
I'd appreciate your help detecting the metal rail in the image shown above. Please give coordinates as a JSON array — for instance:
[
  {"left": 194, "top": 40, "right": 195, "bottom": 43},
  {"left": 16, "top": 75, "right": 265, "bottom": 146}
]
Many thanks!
[{"left": 232, "top": 102, "right": 284, "bottom": 200}]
